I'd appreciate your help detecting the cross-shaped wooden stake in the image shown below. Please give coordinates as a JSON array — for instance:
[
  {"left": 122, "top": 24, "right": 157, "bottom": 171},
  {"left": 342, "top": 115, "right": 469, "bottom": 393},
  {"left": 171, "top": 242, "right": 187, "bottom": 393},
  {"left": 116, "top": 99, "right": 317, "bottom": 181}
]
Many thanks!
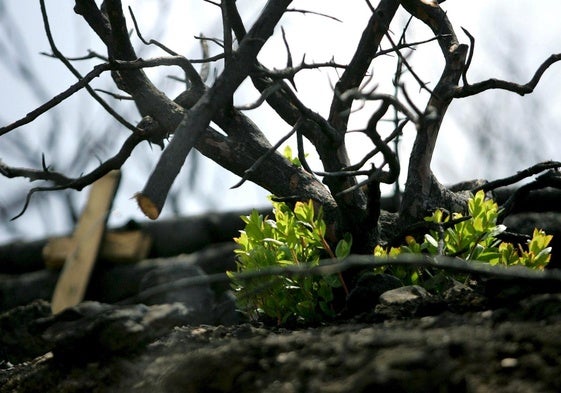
[{"left": 50, "top": 170, "right": 121, "bottom": 314}]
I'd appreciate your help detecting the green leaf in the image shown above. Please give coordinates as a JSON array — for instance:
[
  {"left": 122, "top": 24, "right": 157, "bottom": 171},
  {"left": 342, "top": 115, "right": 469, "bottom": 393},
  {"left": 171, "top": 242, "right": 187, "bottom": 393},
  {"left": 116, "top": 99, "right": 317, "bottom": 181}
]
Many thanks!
[
  {"left": 424, "top": 233, "right": 439, "bottom": 249},
  {"left": 335, "top": 233, "right": 353, "bottom": 259},
  {"left": 283, "top": 145, "right": 293, "bottom": 160}
]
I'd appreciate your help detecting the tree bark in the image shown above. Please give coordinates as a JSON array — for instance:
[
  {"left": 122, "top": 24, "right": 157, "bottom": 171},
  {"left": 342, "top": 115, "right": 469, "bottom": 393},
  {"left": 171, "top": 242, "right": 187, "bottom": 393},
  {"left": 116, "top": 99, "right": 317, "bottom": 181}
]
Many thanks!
[{"left": 399, "top": 0, "right": 469, "bottom": 225}]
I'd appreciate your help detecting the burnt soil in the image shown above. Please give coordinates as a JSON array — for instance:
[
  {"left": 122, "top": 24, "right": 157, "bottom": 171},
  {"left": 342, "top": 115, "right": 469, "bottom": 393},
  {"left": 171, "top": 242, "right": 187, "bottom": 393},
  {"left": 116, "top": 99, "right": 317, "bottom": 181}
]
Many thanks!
[{"left": 2, "top": 280, "right": 561, "bottom": 393}]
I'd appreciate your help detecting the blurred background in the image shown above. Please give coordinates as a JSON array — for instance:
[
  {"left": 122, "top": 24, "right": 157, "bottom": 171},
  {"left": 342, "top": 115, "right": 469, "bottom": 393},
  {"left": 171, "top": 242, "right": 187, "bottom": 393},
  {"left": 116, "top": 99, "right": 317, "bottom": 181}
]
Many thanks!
[{"left": 0, "top": 0, "right": 560, "bottom": 243}]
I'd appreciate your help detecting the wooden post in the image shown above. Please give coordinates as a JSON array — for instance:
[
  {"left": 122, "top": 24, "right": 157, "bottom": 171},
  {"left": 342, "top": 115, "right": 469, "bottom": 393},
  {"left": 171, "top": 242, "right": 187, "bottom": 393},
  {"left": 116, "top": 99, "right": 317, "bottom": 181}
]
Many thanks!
[
  {"left": 43, "top": 231, "right": 152, "bottom": 269},
  {"left": 51, "top": 171, "right": 121, "bottom": 314}
]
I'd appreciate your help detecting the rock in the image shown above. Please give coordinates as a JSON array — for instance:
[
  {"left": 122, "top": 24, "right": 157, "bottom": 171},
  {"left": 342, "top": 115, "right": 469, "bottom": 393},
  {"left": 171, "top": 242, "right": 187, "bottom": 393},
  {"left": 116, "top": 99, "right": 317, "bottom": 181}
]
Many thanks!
[
  {"left": 482, "top": 276, "right": 561, "bottom": 308},
  {"left": 441, "top": 281, "right": 488, "bottom": 313},
  {"left": 0, "top": 300, "right": 52, "bottom": 364},
  {"left": 379, "top": 285, "right": 431, "bottom": 305},
  {"left": 213, "top": 290, "right": 244, "bottom": 326},
  {"left": 376, "top": 285, "right": 445, "bottom": 319},
  {"left": 35, "top": 301, "right": 205, "bottom": 361}
]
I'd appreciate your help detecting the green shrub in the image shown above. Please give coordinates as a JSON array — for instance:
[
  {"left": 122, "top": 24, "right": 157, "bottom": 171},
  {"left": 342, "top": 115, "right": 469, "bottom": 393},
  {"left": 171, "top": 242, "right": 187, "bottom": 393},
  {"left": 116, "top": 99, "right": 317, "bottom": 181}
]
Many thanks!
[
  {"left": 229, "top": 199, "right": 351, "bottom": 324},
  {"left": 375, "top": 190, "right": 553, "bottom": 283},
  {"left": 230, "top": 191, "right": 553, "bottom": 324}
]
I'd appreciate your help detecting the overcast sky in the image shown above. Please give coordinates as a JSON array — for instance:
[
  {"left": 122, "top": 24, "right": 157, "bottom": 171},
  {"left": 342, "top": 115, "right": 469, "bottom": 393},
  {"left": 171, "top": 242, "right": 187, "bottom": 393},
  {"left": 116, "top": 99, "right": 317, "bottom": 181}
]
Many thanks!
[{"left": 0, "top": 1, "right": 560, "bottom": 243}]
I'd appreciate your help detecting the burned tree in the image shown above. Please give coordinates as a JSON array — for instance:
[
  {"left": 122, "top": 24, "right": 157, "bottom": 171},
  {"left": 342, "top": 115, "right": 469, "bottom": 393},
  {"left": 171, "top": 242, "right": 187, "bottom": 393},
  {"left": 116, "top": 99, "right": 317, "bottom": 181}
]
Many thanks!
[{"left": 0, "top": 0, "right": 560, "bottom": 251}]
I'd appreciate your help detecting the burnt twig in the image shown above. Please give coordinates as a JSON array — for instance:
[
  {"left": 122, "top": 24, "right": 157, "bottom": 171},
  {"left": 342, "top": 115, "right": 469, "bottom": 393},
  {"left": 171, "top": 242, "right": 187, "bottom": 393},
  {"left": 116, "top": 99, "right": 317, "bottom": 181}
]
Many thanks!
[
  {"left": 6, "top": 133, "right": 144, "bottom": 220},
  {"left": 474, "top": 161, "right": 561, "bottom": 193},
  {"left": 455, "top": 53, "right": 561, "bottom": 98},
  {"left": 39, "top": 0, "right": 137, "bottom": 132}
]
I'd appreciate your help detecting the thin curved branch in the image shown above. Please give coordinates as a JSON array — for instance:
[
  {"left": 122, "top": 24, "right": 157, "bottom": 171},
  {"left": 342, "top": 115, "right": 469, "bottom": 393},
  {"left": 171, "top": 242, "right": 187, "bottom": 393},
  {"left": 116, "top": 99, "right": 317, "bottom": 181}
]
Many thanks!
[
  {"left": 398, "top": 83, "right": 423, "bottom": 117},
  {"left": 255, "top": 59, "right": 348, "bottom": 81},
  {"left": 474, "top": 161, "right": 561, "bottom": 193},
  {"left": 280, "top": 26, "right": 297, "bottom": 90},
  {"left": 296, "top": 127, "right": 314, "bottom": 175},
  {"left": 338, "top": 91, "right": 418, "bottom": 122},
  {"left": 374, "top": 34, "right": 449, "bottom": 59},
  {"left": 343, "top": 120, "right": 407, "bottom": 172},
  {"left": 454, "top": 53, "right": 561, "bottom": 98},
  {"left": 363, "top": 112, "right": 400, "bottom": 185},
  {"left": 8, "top": 133, "right": 144, "bottom": 220},
  {"left": 194, "top": 35, "right": 224, "bottom": 48},
  {"left": 234, "top": 83, "right": 283, "bottom": 111},
  {"left": 496, "top": 169, "right": 561, "bottom": 223},
  {"left": 121, "top": 253, "right": 561, "bottom": 303},
  {"left": 319, "top": 169, "right": 372, "bottom": 178},
  {"left": 460, "top": 27, "right": 475, "bottom": 86},
  {"left": 285, "top": 8, "right": 342, "bottom": 23},
  {"left": 128, "top": 6, "right": 178, "bottom": 56},
  {"left": 0, "top": 56, "right": 206, "bottom": 137},
  {"left": 40, "top": 50, "right": 107, "bottom": 62},
  {"left": 40, "top": 0, "right": 137, "bottom": 132},
  {"left": 188, "top": 53, "right": 226, "bottom": 64}
]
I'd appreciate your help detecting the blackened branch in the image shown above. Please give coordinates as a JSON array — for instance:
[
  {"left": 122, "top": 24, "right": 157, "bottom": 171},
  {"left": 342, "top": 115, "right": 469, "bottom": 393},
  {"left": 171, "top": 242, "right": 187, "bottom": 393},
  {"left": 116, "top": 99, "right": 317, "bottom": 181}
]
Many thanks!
[
  {"left": 137, "top": 0, "right": 293, "bottom": 219},
  {"left": 338, "top": 91, "right": 418, "bottom": 123},
  {"left": 364, "top": 108, "right": 400, "bottom": 184},
  {"left": 255, "top": 60, "right": 348, "bottom": 81},
  {"left": 455, "top": 53, "right": 561, "bottom": 98},
  {"left": 40, "top": 0, "right": 136, "bottom": 132},
  {"left": 4, "top": 133, "right": 144, "bottom": 220},
  {"left": 0, "top": 56, "right": 206, "bottom": 137},
  {"left": 234, "top": 83, "right": 283, "bottom": 110},
  {"left": 344, "top": 120, "right": 407, "bottom": 173},
  {"left": 128, "top": 6, "right": 178, "bottom": 56},
  {"left": 460, "top": 27, "right": 475, "bottom": 86},
  {"left": 474, "top": 161, "right": 561, "bottom": 193},
  {"left": 384, "top": 31, "right": 434, "bottom": 97},
  {"left": 374, "top": 34, "right": 449, "bottom": 59},
  {"left": 496, "top": 169, "right": 561, "bottom": 223}
]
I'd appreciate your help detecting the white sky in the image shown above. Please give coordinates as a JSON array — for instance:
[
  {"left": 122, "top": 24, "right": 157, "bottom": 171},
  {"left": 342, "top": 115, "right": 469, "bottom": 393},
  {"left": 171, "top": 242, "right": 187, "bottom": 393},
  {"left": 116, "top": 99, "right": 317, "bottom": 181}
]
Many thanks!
[{"left": 0, "top": 1, "right": 560, "bottom": 243}]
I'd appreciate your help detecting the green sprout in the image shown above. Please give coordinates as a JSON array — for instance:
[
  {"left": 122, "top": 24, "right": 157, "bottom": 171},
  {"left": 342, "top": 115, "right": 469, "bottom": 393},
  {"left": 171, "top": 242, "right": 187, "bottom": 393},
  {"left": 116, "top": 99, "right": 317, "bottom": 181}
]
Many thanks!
[
  {"left": 375, "top": 190, "right": 553, "bottom": 283},
  {"left": 229, "top": 199, "right": 351, "bottom": 325}
]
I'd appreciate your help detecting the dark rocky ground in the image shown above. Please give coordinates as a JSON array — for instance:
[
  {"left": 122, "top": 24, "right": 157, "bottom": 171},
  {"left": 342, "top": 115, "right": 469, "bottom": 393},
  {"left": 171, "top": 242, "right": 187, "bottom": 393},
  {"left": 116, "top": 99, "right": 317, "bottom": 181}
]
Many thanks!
[
  {"left": 3, "top": 261, "right": 561, "bottom": 392},
  {"left": 2, "top": 200, "right": 561, "bottom": 393}
]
